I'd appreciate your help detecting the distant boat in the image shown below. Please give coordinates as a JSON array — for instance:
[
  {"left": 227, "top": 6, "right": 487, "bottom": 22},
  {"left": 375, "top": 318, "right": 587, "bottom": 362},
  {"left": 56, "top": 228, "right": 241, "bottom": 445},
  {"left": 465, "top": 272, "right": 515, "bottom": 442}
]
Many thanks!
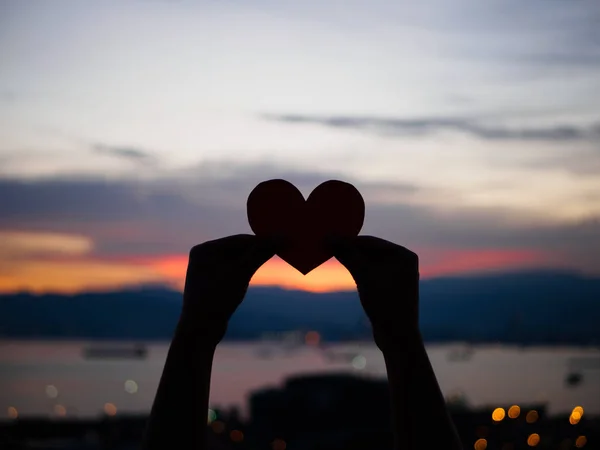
[{"left": 83, "top": 343, "right": 147, "bottom": 360}]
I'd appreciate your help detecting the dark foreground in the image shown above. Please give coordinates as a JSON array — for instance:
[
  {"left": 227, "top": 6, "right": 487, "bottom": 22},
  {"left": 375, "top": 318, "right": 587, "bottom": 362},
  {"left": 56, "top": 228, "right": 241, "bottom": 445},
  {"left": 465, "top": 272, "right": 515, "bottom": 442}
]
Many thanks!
[{"left": 1, "top": 374, "right": 598, "bottom": 450}]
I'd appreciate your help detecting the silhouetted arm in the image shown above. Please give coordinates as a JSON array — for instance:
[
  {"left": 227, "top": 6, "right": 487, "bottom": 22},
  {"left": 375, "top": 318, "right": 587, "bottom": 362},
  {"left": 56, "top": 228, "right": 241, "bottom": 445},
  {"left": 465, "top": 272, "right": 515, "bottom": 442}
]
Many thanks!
[
  {"left": 141, "top": 319, "right": 217, "bottom": 450},
  {"left": 141, "top": 235, "right": 275, "bottom": 450},
  {"left": 376, "top": 328, "right": 463, "bottom": 450},
  {"left": 331, "top": 235, "right": 462, "bottom": 450}
]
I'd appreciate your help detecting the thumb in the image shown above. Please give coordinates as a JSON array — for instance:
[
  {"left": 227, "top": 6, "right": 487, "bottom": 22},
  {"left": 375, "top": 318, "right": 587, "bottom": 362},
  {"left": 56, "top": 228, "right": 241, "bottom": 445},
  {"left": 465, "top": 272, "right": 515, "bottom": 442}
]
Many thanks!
[
  {"left": 326, "top": 236, "right": 368, "bottom": 283},
  {"left": 237, "top": 237, "right": 279, "bottom": 280}
]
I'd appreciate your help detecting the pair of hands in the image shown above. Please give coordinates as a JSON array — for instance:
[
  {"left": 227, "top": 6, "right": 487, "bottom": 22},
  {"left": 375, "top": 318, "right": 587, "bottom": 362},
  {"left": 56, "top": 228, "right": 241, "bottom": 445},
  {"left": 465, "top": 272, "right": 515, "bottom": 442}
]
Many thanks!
[{"left": 179, "top": 234, "right": 420, "bottom": 348}]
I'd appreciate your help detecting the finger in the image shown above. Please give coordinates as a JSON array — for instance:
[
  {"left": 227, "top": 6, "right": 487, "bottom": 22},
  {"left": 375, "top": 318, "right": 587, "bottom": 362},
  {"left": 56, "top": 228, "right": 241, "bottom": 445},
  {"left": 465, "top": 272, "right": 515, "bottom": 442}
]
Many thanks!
[
  {"left": 325, "top": 236, "right": 369, "bottom": 282},
  {"left": 354, "top": 235, "right": 419, "bottom": 272},
  {"left": 189, "top": 234, "right": 256, "bottom": 265},
  {"left": 236, "top": 236, "right": 280, "bottom": 280}
]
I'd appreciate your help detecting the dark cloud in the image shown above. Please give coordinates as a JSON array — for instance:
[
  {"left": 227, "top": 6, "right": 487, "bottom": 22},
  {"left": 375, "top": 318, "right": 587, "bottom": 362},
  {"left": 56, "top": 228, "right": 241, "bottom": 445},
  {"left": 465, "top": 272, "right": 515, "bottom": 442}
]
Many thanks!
[
  {"left": 91, "top": 143, "right": 156, "bottom": 163},
  {"left": 265, "top": 114, "right": 600, "bottom": 142},
  {"left": 1, "top": 163, "right": 599, "bottom": 275}
]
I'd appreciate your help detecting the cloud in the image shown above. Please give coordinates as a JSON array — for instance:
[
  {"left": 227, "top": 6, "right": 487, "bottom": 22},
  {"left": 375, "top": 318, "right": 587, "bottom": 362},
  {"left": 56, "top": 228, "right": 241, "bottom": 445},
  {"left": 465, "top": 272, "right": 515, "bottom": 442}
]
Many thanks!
[
  {"left": 0, "top": 231, "right": 93, "bottom": 259},
  {"left": 265, "top": 114, "right": 600, "bottom": 142},
  {"left": 91, "top": 143, "right": 156, "bottom": 163},
  {"left": 523, "top": 147, "right": 600, "bottom": 176},
  {"left": 0, "top": 162, "right": 598, "bottom": 278}
]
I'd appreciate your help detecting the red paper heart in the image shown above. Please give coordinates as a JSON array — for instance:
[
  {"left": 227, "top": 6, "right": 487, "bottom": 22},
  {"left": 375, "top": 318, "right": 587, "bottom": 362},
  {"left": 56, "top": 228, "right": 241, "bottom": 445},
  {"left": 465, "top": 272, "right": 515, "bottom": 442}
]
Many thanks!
[{"left": 247, "top": 179, "right": 365, "bottom": 275}]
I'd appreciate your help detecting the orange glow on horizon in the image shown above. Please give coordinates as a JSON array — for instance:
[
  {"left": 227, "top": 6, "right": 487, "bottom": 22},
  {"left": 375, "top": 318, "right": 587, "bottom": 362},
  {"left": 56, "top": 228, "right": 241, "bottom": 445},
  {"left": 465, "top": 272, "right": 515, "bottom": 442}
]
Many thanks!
[
  {"left": 0, "top": 245, "right": 556, "bottom": 294},
  {"left": 136, "top": 247, "right": 554, "bottom": 292}
]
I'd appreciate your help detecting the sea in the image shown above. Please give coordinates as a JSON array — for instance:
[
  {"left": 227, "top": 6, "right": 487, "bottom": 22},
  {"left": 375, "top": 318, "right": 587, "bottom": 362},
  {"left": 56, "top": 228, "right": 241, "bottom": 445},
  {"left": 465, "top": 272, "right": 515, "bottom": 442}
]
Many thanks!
[{"left": 1, "top": 340, "right": 599, "bottom": 420}]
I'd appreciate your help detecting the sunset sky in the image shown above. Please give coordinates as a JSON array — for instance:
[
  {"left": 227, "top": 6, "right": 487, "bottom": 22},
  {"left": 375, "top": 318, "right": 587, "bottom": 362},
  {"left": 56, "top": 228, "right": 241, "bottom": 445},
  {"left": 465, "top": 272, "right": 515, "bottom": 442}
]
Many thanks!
[{"left": 1, "top": 0, "right": 599, "bottom": 293}]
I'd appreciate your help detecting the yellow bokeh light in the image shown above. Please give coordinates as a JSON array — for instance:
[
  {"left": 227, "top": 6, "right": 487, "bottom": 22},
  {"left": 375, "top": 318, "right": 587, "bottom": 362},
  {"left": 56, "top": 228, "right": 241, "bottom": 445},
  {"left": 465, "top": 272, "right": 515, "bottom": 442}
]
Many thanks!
[
  {"left": 508, "top": 405, "right": 520, "bottom": 419},
  {"left": 526, "top": 410, "right": 539, "bottom": 423},
  {"left": 492, "top": 408, "right": 506, "bottom": 422},
  {"left": 7, "top": 406, "right": 18, "bottom": 419},
  {"left": 575, "top": 435, "right": 587, "bottom": 448},
  {"left": 474, "top": 438, "right": 488, "bottom": 450},
  {"left": 570, "top": 411, "right": 582, "bottom": 425},
  {"left": 104, "top": 402, "right": 117, "bottom": 416},
  {"left": 527, "top": 433, "right": 540, "bottom": 447},
  {"left": 230, "top": 429, "right": 244, "bottom": 443}
]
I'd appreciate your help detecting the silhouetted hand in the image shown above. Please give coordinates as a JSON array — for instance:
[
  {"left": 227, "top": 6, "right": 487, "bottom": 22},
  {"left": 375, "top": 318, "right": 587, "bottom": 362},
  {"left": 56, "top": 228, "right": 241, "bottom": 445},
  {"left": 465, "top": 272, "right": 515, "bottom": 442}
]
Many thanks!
[
  {"left": 179, "top": 234, "right": 276, "bottom": 344},
  {"left": 330, "top": 235, "right": 419, "bottom": 348},
  {"left": 331, "top": 236, "right": 463, "bottom": 450}
]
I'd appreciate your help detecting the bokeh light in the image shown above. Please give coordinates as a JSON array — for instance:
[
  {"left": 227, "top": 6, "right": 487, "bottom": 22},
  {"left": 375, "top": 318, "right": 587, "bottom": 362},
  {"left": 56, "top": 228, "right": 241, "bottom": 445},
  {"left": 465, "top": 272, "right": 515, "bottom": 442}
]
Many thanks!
[
  {"left": 45, "top": 385, "right": 58, "bottom": 398},
  {"left": 474, "top": 438, "right": 488, "bottom": 450},
  {"left": 570, "top": 411, "right": 582, "bottom": 425},
  {"left": 54, "top": 404, "right": 66, "bottom": 417},
  {"left": 508, "top": 405, "right": 520, "bottom": 419},
  {"left": 575, "top": 435, "right": 587, "bottom": 448},
  {"left": 230, "top": 429, "right": 244, "bottom": 443},
  {"left": 492, "top": 408, "right": 506, "bottom": 422},
  {"left": 527, "top": 433, "right": 540, "bottom": 447},
  {"left": 124, "top": 379, "right": 138, "bottom": 394},
  {"left": 526, "top": 410, "right": 539, "bottom": 423},
  {"left": 305, "top": 331, "right": 320, "bottom": 346},
  {"left": 272, "top": 438, "right": 287, "bottom": 450},
  {"left": 211, "top": 420, "right": 225, "bottom": 434},
  {"left": 207, "top": 409, "right": 217, "bottom": 424},
  {"left": 351, "top": 355, "right": 366, "bottom": 370},
  {"left": 103, "top": 402, "right": 117, "bottom": 416},
  {"left": 7, "top": 406, "right": 18, "bottom": 419}
]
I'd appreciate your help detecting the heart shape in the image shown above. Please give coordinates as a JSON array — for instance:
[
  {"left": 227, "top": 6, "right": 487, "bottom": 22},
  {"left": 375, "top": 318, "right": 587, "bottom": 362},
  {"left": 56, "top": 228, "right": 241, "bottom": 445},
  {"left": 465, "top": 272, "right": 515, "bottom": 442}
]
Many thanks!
[{"left": 247, "top": 179, "right": 365, "bottom": 275}]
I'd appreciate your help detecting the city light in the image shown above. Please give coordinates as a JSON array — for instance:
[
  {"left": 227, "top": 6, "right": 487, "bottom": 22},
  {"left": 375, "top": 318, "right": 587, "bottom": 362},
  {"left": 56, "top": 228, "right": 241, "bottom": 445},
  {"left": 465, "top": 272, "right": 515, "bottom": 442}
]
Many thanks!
[
  {"left": 508, "top": 405, "right": 520, "bottom": 419},
  {"left": 104, "top": 403, "right": 117, "bottom": 416},
  {"left": 124, "top": 380, "right": 138, "bottom": 394},
  {"left": 54, "top": 404, "right": 66, "bottom": 417},
  {"left": 474, "top": 438, "right": 487, "bottom": 450},
  {"left": 7, "top": 406, "right": 18, "bottom": 419},
  {"left": 230, "top": 429, "right": 244, "bottom": 443},
  {"left": 207, "top": 409, "right": 217, "bottom": 424},
  {"left": 526, "top": 410, "right": 539, "bottom": 423},
  {"left": 211, "top": 420, "right": 225, "bottom": 434},
  {"left": 305, "top": 331, "right": 320, "bottom": 346},
  {"left": 527, "top": 433, "right": 540, "bottom": 447},
  {"left": 351, "top": 355, "right": 366, "bottom": 370},
  {"left": 575, "top": 435, "right": 587, "bottom": 448},
  {"left": 492, "top": 408, "right": 506, "bottom": 422},
  {"left": 45, "top": 385, "right": 58, "bottom": 399}
]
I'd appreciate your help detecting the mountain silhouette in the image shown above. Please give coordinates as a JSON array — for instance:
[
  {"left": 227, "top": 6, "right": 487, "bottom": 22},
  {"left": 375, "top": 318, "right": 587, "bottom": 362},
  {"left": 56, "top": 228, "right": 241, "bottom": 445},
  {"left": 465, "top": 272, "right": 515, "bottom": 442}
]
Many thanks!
[{"left": 1, "top": 270, "right": 599, "bottom": 345}]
